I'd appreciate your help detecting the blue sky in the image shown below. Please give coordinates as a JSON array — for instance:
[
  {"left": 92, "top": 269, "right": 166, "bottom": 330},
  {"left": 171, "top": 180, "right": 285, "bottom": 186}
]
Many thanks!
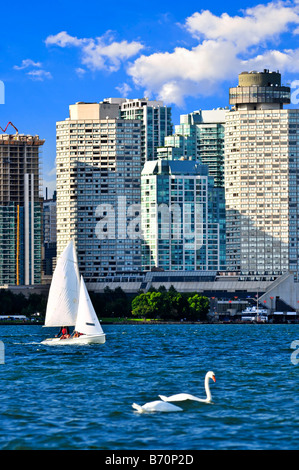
[{"left": 1, "top": 0, "right": 299, "bottom": 197}]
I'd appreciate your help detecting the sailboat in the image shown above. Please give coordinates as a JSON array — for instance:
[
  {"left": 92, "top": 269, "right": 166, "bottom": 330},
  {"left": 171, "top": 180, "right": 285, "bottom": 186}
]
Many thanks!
[{"left": 41, "top": 240, "right": 106, "bottom": 345}]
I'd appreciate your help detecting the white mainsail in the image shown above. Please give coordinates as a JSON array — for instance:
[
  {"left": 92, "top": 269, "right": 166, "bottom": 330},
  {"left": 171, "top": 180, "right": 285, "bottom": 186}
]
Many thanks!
[
  {"left": 44, "top": 240, "right": 80, "bottom": 327},
  {"left": 75, "top": 276, "right": 104, "bottom": 336}
]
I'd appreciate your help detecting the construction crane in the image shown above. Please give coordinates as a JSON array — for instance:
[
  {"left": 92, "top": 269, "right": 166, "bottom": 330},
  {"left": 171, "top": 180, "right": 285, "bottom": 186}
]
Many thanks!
[{"left": 0, "top": 122, "right": 18, "bottom": 134}]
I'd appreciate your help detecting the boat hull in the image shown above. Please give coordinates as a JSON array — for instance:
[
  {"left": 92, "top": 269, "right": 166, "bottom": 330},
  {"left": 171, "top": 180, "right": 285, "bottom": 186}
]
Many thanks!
[{"left": 41, "top": 334, "right": 106, "bottom": 346}]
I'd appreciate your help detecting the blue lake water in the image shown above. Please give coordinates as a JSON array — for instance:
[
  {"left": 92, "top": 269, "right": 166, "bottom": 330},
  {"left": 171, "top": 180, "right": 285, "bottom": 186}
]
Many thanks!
[{"left": 0, "top": 323, "right": 298, "bottom": 450}]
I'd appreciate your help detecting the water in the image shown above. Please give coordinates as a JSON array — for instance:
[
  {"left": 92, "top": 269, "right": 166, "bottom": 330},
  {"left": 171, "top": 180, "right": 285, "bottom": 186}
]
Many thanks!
[{"left": 0, "top": 323, "right": 298, "bottom": 450}]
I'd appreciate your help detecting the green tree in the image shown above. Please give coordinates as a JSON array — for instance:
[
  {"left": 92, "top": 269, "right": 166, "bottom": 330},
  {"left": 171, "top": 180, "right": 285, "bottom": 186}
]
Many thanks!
[
  {"left": 187, "top": 294, "right": 209, "bottom": 321},
  {"left": 131, "top": 291, "right": 165, "bottom": 319},
  {"left": 131, "top": 290, "right": 209, "bottom": 322},
  {"left": 147, "top": 291, "right": 163, "bottom": 318},
  {"left": 131, "top": 293, "right": 152, "bottom": 318},
  {"left": 90, "top": 287, "right": 131, "bottom": 318},
  {"left": 169, "top": 292, "right": 189, "bottom": 320}
]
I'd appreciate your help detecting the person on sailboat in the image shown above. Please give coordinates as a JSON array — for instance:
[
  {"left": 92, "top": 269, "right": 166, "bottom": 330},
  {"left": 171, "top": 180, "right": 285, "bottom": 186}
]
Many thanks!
[
  {"left": 73, "top": 331, "right": 83, "bottom": 338},
  {"left": 56, "top": 326, "right": 70, "bottom": 339},
  {"left": 61, "top": 327, "right": 71, "bottom": 339}
]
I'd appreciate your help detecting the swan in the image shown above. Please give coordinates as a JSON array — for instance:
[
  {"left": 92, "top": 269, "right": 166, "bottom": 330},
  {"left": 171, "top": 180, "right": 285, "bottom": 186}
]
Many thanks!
[
  {"left": 132, "top": 400, "right": 183, "bottom": 413},
  {"left": 159, "top": 371, "right": 216, "bottom": 404}
]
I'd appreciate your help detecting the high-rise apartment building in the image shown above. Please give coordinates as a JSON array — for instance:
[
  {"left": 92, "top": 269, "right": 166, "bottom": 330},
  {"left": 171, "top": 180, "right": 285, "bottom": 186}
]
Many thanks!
[
  {"left": 141, "top": 159, "right": 226, "bottom": 272},
  {"left": 43, "top": 193, "right": 56, "bottom": 245},
  {"left": 157, "top": 109, "right": 226, "bottom": 187},
  {"left": 105, "top": 97, "right": 173, "bottom": 162},
  {"left": 42, "top": 192, "right": 57, "bottom": 276},
  {"left": 225, "top": 69, "right": 299, "bottom": 280},
  {"left": 56, "top": 102, "right": 143, "bottom": 282},
  {"left": 0, "top": 132, "right": 44, "bottom": 285}
]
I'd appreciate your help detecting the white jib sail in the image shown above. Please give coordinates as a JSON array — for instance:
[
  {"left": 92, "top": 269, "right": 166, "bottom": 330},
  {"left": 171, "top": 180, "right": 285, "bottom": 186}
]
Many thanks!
[
  {"left": 75, "top": 276, "right": 104, "bottom": 336},
  {"left": 44, "top": 240, "right": 80, "bottom": 327}
]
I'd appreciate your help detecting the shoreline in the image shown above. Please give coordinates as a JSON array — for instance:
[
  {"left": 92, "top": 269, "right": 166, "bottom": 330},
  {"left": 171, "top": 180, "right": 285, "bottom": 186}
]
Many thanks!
[{"left": 0, "top": 320, "right": 298, "bottom": 325}]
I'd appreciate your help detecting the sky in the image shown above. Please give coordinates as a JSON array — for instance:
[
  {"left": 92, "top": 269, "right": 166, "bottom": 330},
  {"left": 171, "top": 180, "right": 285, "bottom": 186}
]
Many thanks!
[{"left": 1, "top": 0, "right": 299, "bottom": 197}]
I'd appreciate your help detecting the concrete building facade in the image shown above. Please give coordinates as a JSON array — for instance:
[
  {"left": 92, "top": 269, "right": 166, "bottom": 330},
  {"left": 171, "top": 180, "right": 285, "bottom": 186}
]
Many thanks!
[
  {"left": 225, "top": 70, "right": 299, "bottom": 281},
  {"left": 56, "top": 102, "right": 143, "bottom": 282},
  {"left": 0, "top": 132, "right": 44, "bottom": 285},
  {"left": 104, "top": 97, "right": 173, "bottom": 162}
]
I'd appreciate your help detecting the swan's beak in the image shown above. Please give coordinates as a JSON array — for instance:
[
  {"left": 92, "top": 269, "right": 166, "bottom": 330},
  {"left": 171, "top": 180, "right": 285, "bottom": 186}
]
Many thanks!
[{"left": 212, "top": 375, "right": 216, "bottom": 382}]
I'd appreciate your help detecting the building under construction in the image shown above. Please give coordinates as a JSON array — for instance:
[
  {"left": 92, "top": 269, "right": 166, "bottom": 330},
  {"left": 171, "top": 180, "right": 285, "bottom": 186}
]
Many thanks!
[{"left": 0, "top": 126, "right": 44, "bottom": 285}]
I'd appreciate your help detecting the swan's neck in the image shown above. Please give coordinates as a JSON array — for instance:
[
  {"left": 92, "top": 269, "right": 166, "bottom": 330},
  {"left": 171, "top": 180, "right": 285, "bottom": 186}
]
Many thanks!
[{"left": 205, "top": 376, "right": 212, "bottom": 402}]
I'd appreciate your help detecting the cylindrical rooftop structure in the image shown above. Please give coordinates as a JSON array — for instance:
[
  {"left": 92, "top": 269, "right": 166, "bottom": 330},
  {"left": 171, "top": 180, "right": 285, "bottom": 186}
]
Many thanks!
[{"left": 229, "top": 69, "right": 290, "bottom": 109}]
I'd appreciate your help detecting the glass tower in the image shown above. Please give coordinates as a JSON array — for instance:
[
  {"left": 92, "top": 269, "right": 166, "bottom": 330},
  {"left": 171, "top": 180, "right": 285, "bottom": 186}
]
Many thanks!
[
  {"left": 118, "top": 98, "right": 173, "bottom": 163},
  {"left": 141, "top": 159, "right": 226, "bottom": 272},
  {"left": 158, "top": 109, "right": 226, "bottom": 187}
]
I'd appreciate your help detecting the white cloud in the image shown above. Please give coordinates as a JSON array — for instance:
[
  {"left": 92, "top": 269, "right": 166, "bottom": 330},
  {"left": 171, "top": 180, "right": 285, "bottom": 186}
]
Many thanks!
[
  {"left": 185, "top": 3, "right": 299, "bottom": 48},
  {"left": 14, "top": 59, "right": 42, "bottom": 70},
  {"left": 115, "top": 82, "right": 132, "bottom": 97},
  {"left": 43, "top": 177, "right": 56, "bottom": 199},
  {"left": 27, "top": 69, "right": 52, "bottom": 81},
  {"left": 14, "top": 58, "right": 52, "bottom": 81},
  {"left": 75, "top": 67, "right": 86, "bottom": 77},
  {"left": 45, "top": 31, "right": 86, "bottom": 48},
  {"left": 45, "top": 31, "right": 144, "bottom": 72},
  {"left": 82, "top": 39, "right": 145, "bottom": 72},
  {"left": 127, "top": 1, "right": 299, "bottom": 105},
  {"left": 128, "top": 40, "right": 240, "bottom": 105},
  {"left": 242, "top": 48, "right": 299, "bottom": 73},
  {"left": 46, "top": 166, "right": 57, "bottom": 177},
  {"left": 43, "top": 165, "right": 57, "bottom": 198}
]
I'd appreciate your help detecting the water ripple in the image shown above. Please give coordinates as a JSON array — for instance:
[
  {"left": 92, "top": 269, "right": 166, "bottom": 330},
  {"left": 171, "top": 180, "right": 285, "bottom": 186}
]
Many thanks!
[{"left": 0, "top": 323, "right": 298, "bottom": 450}]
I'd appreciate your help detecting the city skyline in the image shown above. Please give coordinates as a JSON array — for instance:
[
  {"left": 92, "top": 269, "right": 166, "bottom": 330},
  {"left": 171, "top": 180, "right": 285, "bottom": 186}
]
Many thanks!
[{"left": 1, "top": 0, "right": 299, "bottom": 197}]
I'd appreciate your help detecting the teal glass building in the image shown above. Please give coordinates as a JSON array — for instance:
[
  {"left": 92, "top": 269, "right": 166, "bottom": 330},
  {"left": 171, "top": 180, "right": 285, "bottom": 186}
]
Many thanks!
[
  {"left": 158, "top": 109, "right": 226, "bottom": 187},
  {"left": 141, "top": 159, "right": 226, "bottom": 272}
]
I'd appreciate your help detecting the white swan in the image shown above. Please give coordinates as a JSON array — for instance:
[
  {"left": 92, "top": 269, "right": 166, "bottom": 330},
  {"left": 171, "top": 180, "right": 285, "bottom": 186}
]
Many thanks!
[
  {"left": 132, "top": 400, "right": 183, "bottom": 413},
  {"left": 159, "top": 371, "right": 216, "bottom": 404}
]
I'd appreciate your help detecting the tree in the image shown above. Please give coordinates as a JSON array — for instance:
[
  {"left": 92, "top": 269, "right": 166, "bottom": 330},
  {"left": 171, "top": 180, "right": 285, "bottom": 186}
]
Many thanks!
[
  {"left": 169, "top": 292, "right": 189, "bottom": 320},
  {"left": 187, "top": 294, "right": 210, "bottom": 321},
  {"left": 90, "top": 287, "right": 131, "bottom": 317},
  {"left": 131, "top": 293, "right": 152, "bottom": 318},
  {"left": 147, "top": 291, "right": 164, "bottom": 318},
  {"left": 131, "top": 290, "right": 210, "bottom": 322}
]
